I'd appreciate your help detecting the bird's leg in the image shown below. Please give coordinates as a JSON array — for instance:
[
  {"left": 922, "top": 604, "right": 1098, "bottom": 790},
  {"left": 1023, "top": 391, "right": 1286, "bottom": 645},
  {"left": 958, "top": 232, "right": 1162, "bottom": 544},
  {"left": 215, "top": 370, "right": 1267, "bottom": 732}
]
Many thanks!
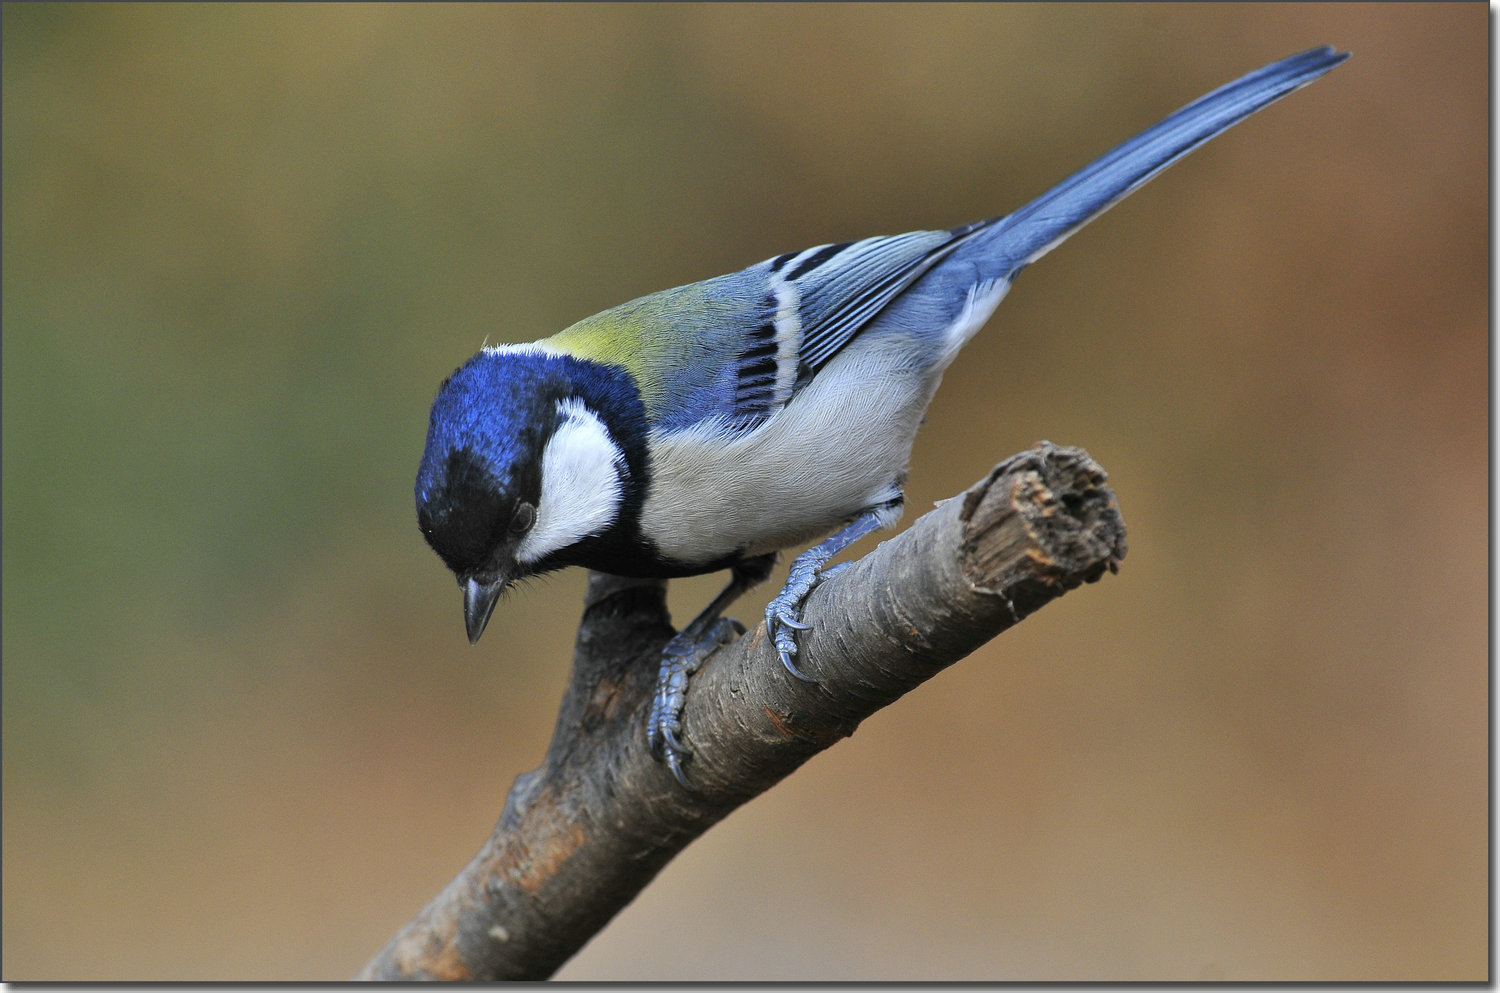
[
  {"left": 766, "top": 499, "right": 903, "bottom": 681},
  {"left": 648, "top": 553, "right": 775, "bottom": 789}
]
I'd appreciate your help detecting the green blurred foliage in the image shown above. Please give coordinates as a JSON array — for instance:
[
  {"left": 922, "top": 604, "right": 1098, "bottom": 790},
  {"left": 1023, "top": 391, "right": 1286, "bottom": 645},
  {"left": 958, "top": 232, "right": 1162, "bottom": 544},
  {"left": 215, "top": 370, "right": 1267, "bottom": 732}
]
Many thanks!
[{"left": 2, "top": 2, "right": 1487, "bottom": 980}]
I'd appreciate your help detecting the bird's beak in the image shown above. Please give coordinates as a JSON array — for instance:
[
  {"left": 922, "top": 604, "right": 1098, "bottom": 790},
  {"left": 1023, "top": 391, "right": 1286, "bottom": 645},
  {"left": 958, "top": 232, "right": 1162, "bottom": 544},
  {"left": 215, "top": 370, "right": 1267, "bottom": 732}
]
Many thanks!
[{"left": 463, "top": 577, "right": 505, "bottom": 645}]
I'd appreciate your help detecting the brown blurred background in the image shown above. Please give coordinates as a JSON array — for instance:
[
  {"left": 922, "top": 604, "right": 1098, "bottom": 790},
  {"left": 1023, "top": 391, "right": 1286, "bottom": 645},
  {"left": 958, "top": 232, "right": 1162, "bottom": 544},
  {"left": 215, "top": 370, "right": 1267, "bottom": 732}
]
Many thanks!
[{"left": 1, "top": 3, "right": 1486, "bottom": 981}]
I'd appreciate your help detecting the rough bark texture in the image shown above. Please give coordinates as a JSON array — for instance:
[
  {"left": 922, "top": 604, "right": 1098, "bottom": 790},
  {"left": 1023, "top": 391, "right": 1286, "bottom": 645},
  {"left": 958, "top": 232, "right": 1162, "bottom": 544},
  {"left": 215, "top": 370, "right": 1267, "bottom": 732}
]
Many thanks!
[{"left": 360, "top": 441, "right": 1126, "bottom": 981}]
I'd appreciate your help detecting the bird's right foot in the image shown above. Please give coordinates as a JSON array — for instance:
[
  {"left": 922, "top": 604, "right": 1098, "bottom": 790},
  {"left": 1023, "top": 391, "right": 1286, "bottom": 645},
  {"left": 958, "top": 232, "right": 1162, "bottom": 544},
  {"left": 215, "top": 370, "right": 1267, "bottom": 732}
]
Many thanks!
[{"left": 646, "top": 616, "right": 744, "bottom": 789}]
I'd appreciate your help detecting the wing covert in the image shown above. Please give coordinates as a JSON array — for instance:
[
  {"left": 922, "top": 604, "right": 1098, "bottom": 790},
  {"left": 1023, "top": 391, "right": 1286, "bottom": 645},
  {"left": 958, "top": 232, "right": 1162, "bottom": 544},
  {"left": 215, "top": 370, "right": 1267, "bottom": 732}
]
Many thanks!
[
  {"left": 771, "top": 223, "right": 989, "bottom": 374},
  {"left": 544, "top": 222, "right": 992, "bottom": 436}
]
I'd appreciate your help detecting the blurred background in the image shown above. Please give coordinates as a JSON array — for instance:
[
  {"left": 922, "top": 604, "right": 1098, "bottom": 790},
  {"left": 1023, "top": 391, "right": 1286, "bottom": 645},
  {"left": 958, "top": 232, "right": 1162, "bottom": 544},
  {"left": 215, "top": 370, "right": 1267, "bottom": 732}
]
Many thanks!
[{"left": 2, "top": 3, "right": 1486, "bottom": 980}]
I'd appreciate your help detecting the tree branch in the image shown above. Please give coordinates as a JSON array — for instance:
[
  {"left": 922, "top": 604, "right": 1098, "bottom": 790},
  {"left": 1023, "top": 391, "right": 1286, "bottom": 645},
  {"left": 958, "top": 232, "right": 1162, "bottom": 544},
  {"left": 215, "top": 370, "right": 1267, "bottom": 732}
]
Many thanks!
[{"left": 360, "top": 441, "right": 1127, "bottom": 980}]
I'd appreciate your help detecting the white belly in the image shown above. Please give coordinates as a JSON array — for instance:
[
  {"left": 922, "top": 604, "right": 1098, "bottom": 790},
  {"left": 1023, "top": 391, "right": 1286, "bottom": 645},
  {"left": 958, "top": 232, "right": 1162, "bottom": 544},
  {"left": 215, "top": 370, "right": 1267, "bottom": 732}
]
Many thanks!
[{"left": 640, "top": 335, "right": 944, "bottom": 566}]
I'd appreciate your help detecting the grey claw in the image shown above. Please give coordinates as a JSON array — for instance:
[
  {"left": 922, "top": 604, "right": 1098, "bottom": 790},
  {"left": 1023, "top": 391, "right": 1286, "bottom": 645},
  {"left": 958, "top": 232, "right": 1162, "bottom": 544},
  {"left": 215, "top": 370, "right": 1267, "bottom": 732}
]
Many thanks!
[
  {"left": 780, "top": 650, "right": 816, "bottom": 682},
  {"left": 767, "top": 602, "right": 818, "bottom": 682},
  {"left": 665, "top": 751, "right": 695, "bottom": 791}
]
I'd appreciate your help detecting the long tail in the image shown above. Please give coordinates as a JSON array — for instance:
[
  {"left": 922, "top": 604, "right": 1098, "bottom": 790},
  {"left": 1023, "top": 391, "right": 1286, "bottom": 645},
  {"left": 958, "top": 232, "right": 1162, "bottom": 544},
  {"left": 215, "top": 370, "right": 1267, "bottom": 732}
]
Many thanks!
[{"left": 977, "top": 46, "right": 1349, "bottom": 272}]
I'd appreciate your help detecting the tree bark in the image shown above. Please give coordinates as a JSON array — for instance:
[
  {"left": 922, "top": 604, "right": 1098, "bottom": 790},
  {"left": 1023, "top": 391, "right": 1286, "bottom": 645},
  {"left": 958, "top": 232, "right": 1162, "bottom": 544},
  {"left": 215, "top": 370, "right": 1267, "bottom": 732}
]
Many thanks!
[{"left": 360, "top": 441, "right": 1126, "bottom": 980}]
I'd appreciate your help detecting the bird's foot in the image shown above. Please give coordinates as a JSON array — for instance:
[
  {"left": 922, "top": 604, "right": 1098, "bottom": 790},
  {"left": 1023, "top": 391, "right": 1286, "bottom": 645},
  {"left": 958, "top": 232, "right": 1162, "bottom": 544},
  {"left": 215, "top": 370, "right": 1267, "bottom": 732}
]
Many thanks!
[
  {"left": 763, "top": 502, "right": 897, "bottom": 682},
  {"left": 765, "top": 561, "right": 849, "bottom": 683},
  {"left": 647, "top": 616, "right": 745, "bottom": 789}
]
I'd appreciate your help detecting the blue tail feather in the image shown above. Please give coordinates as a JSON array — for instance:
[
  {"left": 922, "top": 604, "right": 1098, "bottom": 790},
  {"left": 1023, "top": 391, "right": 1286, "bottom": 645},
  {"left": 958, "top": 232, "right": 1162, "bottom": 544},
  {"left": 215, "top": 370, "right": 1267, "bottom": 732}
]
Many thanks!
[{"left": 980, "top": 46, "right": 1349, "bottom": 273}]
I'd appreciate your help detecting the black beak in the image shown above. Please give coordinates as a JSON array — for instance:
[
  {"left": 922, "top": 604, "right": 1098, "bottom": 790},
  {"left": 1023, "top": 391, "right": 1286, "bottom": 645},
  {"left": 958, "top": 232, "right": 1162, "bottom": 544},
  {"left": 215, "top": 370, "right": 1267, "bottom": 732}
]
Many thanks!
[{"left": 463, "top": 577, "right": 505, "bottom": 645}]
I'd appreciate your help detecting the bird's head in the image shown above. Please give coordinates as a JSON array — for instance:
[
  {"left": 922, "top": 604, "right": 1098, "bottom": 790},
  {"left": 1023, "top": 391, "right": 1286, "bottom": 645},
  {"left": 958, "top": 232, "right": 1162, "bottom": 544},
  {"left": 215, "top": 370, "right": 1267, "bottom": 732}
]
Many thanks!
[{"left": 415, "top": 347, "right": 640, "bottom": 644}]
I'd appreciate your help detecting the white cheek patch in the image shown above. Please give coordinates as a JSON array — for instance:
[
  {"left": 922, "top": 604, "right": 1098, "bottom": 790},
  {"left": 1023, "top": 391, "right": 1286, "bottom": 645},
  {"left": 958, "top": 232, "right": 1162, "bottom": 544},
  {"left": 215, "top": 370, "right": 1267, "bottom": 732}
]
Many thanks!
[{"left": 515, "top": 398, "right": 625, "bottom": 565}]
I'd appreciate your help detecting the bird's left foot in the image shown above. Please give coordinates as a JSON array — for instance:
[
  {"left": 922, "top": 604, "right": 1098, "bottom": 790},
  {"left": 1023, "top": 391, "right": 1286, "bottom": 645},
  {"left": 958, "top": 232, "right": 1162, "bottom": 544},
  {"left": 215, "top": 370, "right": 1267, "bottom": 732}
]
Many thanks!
[
  {"left": 765, "top": 503, "right": 900, "bottom": 682},
  {"left": 765, "top": 561, "right": 852, "bottom": 682},
  {"left": 647, "top": 616, "right": 744, "bottom": 789}
]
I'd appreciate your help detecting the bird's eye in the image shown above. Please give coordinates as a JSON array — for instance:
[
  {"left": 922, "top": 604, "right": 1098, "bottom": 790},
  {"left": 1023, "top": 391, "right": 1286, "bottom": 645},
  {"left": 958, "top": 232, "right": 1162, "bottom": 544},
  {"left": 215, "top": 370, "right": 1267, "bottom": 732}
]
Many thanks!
[{"left": 509, "top": 501, "right": 536, "bottom": 535}]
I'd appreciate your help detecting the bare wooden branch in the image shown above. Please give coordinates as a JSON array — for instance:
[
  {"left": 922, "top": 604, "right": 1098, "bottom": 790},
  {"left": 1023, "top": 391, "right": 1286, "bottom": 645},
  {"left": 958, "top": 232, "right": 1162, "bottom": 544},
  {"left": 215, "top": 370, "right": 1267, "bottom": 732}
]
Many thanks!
[{"left": 360, "top": 441, "right": 1126, "bottom": 981}]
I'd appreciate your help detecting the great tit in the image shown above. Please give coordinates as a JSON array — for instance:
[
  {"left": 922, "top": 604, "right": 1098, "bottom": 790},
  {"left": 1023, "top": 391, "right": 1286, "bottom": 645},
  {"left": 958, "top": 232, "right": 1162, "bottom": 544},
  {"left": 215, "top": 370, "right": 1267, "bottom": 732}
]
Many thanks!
[{"left": 416, "top": 47, "right": 1348, "bottom": 787}]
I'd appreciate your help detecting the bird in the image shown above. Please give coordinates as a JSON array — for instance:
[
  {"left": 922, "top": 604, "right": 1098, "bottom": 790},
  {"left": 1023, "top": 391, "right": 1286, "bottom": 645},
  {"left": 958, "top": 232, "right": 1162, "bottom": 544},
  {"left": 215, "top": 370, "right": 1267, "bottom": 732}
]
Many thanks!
[{"left": 415, "top": 46, "right": 1348, "bottom": 788}]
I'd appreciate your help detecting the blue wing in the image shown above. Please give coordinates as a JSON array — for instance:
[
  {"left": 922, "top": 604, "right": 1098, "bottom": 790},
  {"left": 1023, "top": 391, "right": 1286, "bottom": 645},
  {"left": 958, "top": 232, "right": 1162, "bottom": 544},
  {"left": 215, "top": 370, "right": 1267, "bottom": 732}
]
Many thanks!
[
  {"left": 766, "top": 228, "right": 978, "bottom": 369},
  {"left": 556, "top": 228, "right": 983, "bottom": 434},
  {"left": 646, "top": 225, "right": 984, "bottom": 433}
]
